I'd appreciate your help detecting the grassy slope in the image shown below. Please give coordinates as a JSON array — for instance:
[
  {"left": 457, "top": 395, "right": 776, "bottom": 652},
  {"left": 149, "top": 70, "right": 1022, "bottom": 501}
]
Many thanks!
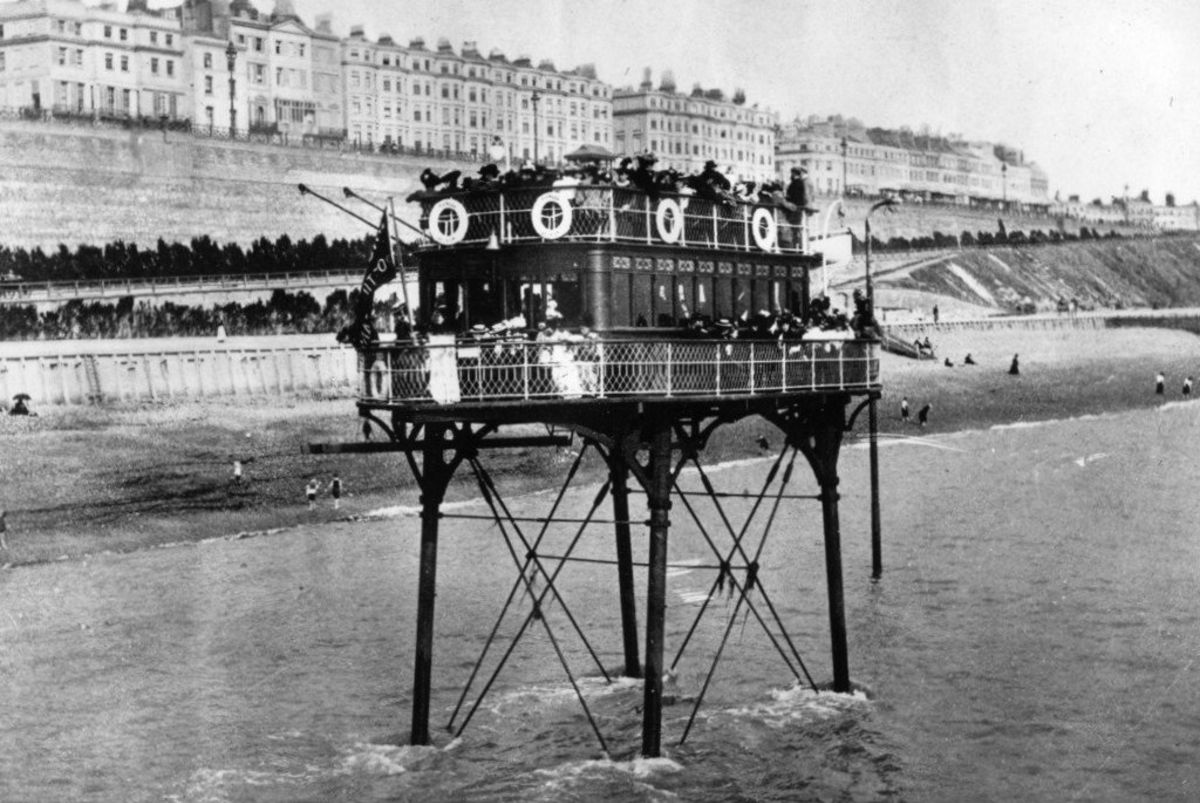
[
  {"left": 883, "top": 235, "right": 1200, "bottom": 311},
  {"left": 4, "top": 325, "right": 1199, "bottom": 568}
]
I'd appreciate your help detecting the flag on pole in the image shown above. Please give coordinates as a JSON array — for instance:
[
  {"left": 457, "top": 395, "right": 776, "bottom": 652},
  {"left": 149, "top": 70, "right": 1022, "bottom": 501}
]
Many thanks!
[{"left": 339, "top": 212, "right": 403, "bottom": 349}]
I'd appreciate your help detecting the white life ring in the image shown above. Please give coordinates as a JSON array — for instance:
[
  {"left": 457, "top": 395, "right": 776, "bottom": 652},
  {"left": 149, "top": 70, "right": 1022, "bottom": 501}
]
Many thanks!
[
  {"left": 655, "top": 198, "right": 684, "bottom": 244},
  {"left": 531, "top": 192, "right": 573, "bottom": 239},
  {"left": 427, "top": 198, "right": 469, "bottom": 245},
  {"left": 751, "top": 207, "right": 777, "bottom": 251}
]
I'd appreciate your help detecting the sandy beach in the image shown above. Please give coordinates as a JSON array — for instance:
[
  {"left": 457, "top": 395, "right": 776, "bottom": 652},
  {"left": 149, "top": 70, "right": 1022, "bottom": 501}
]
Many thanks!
[{"left": 2, "top": 324, "right": 1198, "bottom": 568}]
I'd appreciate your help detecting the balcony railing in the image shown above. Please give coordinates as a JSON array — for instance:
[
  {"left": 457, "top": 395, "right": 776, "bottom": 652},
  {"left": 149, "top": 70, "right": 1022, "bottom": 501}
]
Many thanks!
[
  {"left": 358, "top": 336, "right": 879, "bottom": 406},
  {"left": 415, "top": 186, "right": 814, "bottom": 255}
]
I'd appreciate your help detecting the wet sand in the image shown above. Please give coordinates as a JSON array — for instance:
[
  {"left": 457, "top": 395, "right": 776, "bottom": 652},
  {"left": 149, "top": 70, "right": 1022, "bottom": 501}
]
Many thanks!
[{"left": 2, "top": 325, "right": 1198, "bottom": 568}]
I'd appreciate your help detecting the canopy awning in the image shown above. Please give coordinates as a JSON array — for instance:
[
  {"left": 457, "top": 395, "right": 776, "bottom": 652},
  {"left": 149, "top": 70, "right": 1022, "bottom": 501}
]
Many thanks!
[{"left": 564, "top": 144, "right": 615, "bottom": 163}]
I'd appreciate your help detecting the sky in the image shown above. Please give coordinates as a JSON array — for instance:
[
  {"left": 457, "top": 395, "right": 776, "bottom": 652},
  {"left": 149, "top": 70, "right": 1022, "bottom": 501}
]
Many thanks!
[{"left": 278, "top": 0, "right": 1200, "bottom": 205}]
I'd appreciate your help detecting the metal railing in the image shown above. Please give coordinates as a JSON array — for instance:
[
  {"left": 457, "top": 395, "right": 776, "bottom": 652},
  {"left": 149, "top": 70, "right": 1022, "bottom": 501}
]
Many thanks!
[
  {"left": 417, "top": 186, "right": 812, "bottom": 255},
  {"left": 0, "top": 268, "right": 364, "bottom": 304},
  {"left": 357, "top": 337, "right": 879, "bottom": 405}
]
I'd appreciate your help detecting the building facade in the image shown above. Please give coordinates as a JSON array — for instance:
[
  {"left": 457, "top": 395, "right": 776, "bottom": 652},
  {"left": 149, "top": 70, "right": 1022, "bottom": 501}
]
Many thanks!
[
  {"left": 0, "top": 0, "right": 187, "bottom": 120},
  {"left": 776, "top": 115, "right": 1051, "bottom": 210},
  {"left": 612, "top": 69, "right": 776, "bottom": 182},
  {"left": 340, "top": 31, "right": 611, "bottom": 162}
]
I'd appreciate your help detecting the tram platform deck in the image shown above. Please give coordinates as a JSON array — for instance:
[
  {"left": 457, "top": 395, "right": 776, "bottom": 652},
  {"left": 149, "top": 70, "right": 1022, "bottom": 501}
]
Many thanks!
[{"left": 355, "top": 335, "right": 879, "bottom": 411}]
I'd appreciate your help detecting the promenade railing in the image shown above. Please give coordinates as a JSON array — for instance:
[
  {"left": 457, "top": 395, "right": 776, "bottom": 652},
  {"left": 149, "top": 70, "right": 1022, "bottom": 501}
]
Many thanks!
[
  {"left": 358, "top": 336, "right": 879, "bottom": 406},
  {"left": 0, "top": 268, "right": 364, "bottom": 305}
]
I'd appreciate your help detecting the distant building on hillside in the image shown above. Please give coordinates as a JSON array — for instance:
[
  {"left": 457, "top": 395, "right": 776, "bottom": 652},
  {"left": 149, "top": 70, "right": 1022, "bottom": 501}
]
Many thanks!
[
  {"left": 611, "top": 68, "right": 777, "bottom": 182},
  {"left": 1154, "top": 201, "right": 1200, "bottom": 231},
  {"left": 776, "top": 115, "right": 1050, "bottom": 212}
]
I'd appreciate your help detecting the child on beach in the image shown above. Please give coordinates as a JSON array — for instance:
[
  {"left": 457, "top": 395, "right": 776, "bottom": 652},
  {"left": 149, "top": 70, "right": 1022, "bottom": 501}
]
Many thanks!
[
  {"left": 1156, "top": 371, "right": 1165, "bottom": 395},
  {"left": 330, "top": 474, "right": 343, "bottom": 510},
  {"left": 1184, "top": 377, "right": 1193, "bottom": 397},
  {"left": 306, "top": 478, "right": 321, "bottom": 510},
  {"left": 918, "top": 403, "right": 932, "bottom": 427},
  {"left": 900, "top": 397, "right": 910, "bottom": 423}
]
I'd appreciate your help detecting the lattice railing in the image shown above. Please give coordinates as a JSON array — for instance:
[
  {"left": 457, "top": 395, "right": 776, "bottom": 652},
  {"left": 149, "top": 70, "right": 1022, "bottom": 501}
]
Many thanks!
[
  {"left": 358, "top": 337, "right": 878, "bottom": 405},
  {"left": 416, "top": 186, "right": 810, "bottom": 254}
]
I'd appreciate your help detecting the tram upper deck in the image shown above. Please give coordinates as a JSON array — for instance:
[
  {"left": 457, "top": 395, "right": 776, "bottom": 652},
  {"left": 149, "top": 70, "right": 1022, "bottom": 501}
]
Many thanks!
[{"left": 353, "top": 182, "right": 876, "bottom": 413}]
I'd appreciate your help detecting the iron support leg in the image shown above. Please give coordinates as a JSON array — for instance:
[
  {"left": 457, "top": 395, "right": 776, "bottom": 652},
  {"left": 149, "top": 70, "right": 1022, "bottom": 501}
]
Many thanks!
[
  {"left": 411, "top": 425, "right": 452, "bottom": 745},
  {"left": 868, "top": 396, "right": 882, "bottom": 579},
  {"left": 642, "top": 423, "right": 673, "bottom": 757},
  {"left": 793, "top": 402, "right": 852, "bottom": 695},
  {"left": 819, "top": 471, "right": 851, "bottom": 693},
  {"left": 610, "top": 455, "right": 642, "bottom": 678}
]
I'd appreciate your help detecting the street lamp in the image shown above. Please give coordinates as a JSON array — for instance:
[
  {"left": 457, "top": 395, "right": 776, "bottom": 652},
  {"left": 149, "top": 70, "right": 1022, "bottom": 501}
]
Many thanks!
[
  {"left": 820, "top": 199, "right": 845, "bottom": 297},
  {"left": 225, "top": 40, "right": 237, "bottom": 138},
  {"left": 863, "top": 195, "right": 895, "bottom": 581},
  {"left": 530, "top": 89, "right": 541, "bottom": 164},
  {"left": 1001, "top": 161, "right": 1007, "bottom": 210},
  {"left": 864, "top": 197, "right": 897, "bottom": 315},
  {"left": 840, "top": 136, "right": 848, "bottom": 199}
]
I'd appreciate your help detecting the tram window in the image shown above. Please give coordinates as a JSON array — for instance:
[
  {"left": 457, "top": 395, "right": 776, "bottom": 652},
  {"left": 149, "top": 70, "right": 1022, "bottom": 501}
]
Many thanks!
[
  {"left": 430, "top": 280, "right": 462, "bottom": 327},
  {"left": 522, "top": 282, "right": 545, "bottom": 325},
  {"left": 770, "top": 280, "right": 787, "bottom": 314},
  {"left": 465, "top": 277, "right": 503, "bottom": 327},
  {"left": 752, "top": 279, "right": 770, "bottom": 315},
  {"left": 632, "top": 274, "right": 652, "bottom": 327},
  {"left": 547, "top": 275, "right": 582, "bottom": 323},
  {"left": 695, "top": 277, "right": 713, "bottom": 319},
  {"left": 610, "top": 273, "right": 631, "bottom": 327},
  {"left": 654, "top": 275, "right": 676, "bottom": 326},
  {"left": 714, "top": 277, "right": 733, "bottom": 320},
  {"left": 790, "top": 284, "right": 805, "bottom": 316},
  {"left": 677, "top": 276, "right": 695, "bottom": 321},
  {"left": 733, "top": 279, "right": 752, "bottom": 320}
]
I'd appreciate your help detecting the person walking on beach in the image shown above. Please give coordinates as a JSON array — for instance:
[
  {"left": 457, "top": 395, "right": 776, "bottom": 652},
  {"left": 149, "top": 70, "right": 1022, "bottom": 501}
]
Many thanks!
[
  {"left": 1156, "top": 371, "right": 1165, "bottom": 395},
  {"left": 1009, "top": 354, "right": 1020, "bottom": 376},
  {"left": 900, "top": 397, "right": 910, "bottom": 423},
  {"left": 918, "top": 403, "right": 932, "bottom": 427},
  {"left": 330, "top": 474, "right": 343, "bottom": 510},
  {"left": 1184, "top": 376, "right": 1194, "bottom": 397},
  {"left": 232, "top": 459, "right": 244, "bottom": 485},
  {"left": 306, "top": 478, "right": 320, "bottom": 510}
]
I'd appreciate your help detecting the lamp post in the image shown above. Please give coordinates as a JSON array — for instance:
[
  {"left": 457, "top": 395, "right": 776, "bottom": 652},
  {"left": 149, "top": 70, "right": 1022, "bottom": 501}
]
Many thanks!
[
  {"left": 531, "top": 89, "right": 541, "bottom": 165},
  {"left": 864, "top": 196, "right": 895, "bottom": 580},
  {"left": 840, "top": 135, "right": 848, "bottom": 199},
  {"left": 225, "top": 40, "right": 237, "bottom": 138},
  {"left": 864, "top": 197, "right": 896, "bottom": 314},
  {"left": 820, "top": 198, "right": 845, "bottom": 297},
  {"left": 1001, "top": 161, "right": 1007, "bottom": 210}
]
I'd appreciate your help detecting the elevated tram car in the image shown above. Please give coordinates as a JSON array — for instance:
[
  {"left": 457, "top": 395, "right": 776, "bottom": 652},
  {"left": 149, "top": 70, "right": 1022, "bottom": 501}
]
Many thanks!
[
  {"left": 315, "top": 167, "right": 883, "bottom": 757},
  {"left": 355, "top": 179, "right": 877, "bottom": 413}
]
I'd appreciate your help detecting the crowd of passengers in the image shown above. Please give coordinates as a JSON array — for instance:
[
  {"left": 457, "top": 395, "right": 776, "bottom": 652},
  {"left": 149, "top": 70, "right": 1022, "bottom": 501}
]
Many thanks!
[
  {"left": 409, "top": 151, "right": 788, "bottom": 209},
  {"left": 391, "top": 290, "right": 878, "bottom": 347}
]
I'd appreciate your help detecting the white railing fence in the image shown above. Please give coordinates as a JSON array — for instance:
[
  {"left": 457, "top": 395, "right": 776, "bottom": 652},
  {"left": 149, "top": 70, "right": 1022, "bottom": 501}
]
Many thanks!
[{"left": 359, "top": 338, "right": 879, "bottom": 405}]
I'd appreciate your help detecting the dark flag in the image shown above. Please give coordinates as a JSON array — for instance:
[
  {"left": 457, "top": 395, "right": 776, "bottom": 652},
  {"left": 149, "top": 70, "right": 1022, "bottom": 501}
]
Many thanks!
[{"left": 339, "top": 213, "right": 405, "bottom": 349}]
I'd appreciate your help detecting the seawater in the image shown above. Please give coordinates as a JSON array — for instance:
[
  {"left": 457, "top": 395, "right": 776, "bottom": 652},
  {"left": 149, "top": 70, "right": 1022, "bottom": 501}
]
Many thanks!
[{"left": 3, "top": 404, "right": 1200, "bottom": 802}]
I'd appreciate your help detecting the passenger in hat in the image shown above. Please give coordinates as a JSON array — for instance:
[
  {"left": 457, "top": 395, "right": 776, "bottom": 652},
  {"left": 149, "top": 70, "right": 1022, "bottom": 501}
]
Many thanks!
[
  {"left": 630, "top": 152, "right": 661, "bottom": 196},
  {"left": 477, "top": 163, "right": 500, "bottom": 186},
  {"left": 699, "top": 159, "right": 731, "bottom": 192},
  {"left": 782, "top": 164, "right": 816, "bottom": 250}
]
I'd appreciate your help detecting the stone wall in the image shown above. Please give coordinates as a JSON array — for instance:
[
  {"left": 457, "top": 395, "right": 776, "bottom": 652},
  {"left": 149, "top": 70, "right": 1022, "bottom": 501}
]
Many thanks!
[{"left": 0, "top": 119, "right": 462, "bottom": 250}]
